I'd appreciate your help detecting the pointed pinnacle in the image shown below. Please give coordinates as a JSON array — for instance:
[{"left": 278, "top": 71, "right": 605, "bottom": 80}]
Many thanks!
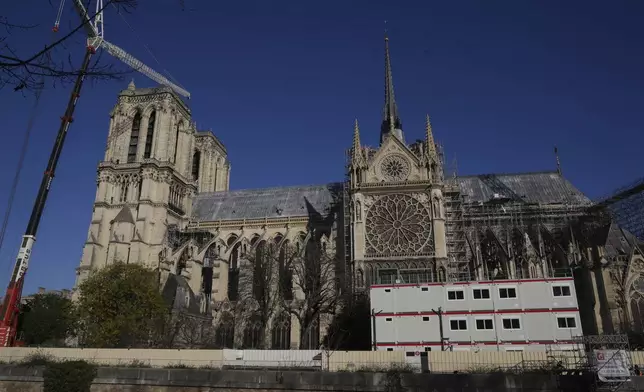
[
  {"left": 425, "top": 114, "right": 437, "bottom": 157},
  {"left": 352, "top": 119, "right": 361, "bottom": 150},
  {"left": 384, "top": 35, "right": 397, "bottom": 122},
  {"left": 352, "top": 119, "right": 364, "bottom": 164}
]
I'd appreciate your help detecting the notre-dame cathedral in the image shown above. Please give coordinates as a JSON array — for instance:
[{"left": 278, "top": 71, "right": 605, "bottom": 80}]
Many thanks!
[{"left": 75, "top": 35, "right": 644, "bottom": 349}]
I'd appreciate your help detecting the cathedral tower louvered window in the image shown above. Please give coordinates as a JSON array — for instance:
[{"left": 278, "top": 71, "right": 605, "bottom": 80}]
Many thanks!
[
  {"left": 172, "top": 124, "right": 180, "bottom": 163},
  {"left": 143, "top": 111, "right": 156, "bottom": 159},
  {"left": 127, "top": 112, "right": 141, "bottom": 163},
  {"left": 192, "top": 150, "right": 201, "bottom": 181}
]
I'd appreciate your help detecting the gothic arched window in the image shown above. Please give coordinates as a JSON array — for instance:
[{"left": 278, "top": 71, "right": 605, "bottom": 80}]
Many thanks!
[
  {"left": 127, "top": 112, "right": 141, "bottom": 163},
  {"left": 253, "top": 240, "right": 267, "bottom": 301},
  {"left": 630, "top": 277, "right": 644, "bottom": 332},
  {"left": 227, "top": 236, "right": 241, "bottom": 301},
  {"left": 304, "top": 238, "right": 322, "bottom": 295},
  {"left": 300, "top": 316, "right": 320, "bottom": 350},
  {"left": 202, "top": 244, "right": 217, "bottom": 297},
  {"left": 215, "top": 312, "right": 235, "bottom": 348},
  {"left": 276, "top": 237, "right": 293, "bottom": 300},
  {"left": 271, "top": 313, "right": 291, "bottom": 349},
  {"left": 143, "top": 111, "right": 156, "bottom": 159},
  {"left": 243, "top": 314, "right": 263, "bottom": 349},
  {"left": 192, "top": 150, "right": 201, "bottom": 181},
  {"left": 119, "top": 178, "right": 128, "bottom": 203},
  {"left": 137, "top": 179, "right": 143, "bottom": 200}
]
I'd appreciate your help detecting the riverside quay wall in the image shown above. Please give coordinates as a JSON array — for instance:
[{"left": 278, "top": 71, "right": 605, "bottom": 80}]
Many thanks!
[{"left": 0, "top": 365, "right": 600, "bottom": 392}]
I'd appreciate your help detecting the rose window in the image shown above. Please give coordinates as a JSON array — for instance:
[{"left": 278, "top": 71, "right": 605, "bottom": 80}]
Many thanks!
[
  {"left": 380, "top": 154, "right": 411, "bottom": 181},
  {"left": 365, "top": 194, "right": 432, "bottom": 254}
]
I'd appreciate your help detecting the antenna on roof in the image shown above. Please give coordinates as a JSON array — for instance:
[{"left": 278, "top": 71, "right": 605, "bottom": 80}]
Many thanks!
[{"left": 554, "top": 146, "right": 562, "bottom": 176}]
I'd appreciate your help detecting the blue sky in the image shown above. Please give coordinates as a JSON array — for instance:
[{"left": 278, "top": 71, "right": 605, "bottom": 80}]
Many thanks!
[{"left": 0, "top": 0, "right": 643, "bottom": 294}]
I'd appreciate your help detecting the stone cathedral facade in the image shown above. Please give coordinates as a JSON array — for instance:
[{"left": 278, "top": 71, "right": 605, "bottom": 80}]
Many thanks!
[{"left": 76, "top": 36, "right": 644, "bottom": 349}]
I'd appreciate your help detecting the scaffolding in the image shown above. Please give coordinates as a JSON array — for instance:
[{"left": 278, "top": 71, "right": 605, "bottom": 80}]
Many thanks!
[
  {"left": 443, "top": 156, "right": 469, "bottom": 282},
  {"left": 595, "top": 177, "right": 644, "bottom": 241},
  {"left": 570, "top": 334, "right": 634, "bottom": 392},
  {"left": 456, "top": 192, "right": 588, "bottom": 282},
  {"left": 343, "top": 149, "right": 354, "bottom": 292}
]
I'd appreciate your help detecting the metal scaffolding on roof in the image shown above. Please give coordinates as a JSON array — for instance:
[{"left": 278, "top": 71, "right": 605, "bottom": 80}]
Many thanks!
[{"left": 594, "top": 177, "right": 644, "bottom": 241}]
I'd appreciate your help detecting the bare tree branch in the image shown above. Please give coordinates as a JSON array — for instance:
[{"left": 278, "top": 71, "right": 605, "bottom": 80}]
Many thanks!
[
  {"left": 238, "top": 240, "right": 283, "bottom": 348},
  {"left": 154, "top": 310, "right": 215, "bottom": 349},
  {"left": 0, "top": 0, "right": 151, "bottom": 92},
  {"left": 281, "top": 237, "right": 340, "bottom": 349},
  {"left": 174, "top": 311, "right": 215, "bottom": 349}
]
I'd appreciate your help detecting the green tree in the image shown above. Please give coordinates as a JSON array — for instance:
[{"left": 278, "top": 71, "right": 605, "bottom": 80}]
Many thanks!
[
  {"left": 75, "top": 262, "right": 168, "bottom": 348},
  {"left": 19, "top": 293, "right": 75, "bottom": 346}
]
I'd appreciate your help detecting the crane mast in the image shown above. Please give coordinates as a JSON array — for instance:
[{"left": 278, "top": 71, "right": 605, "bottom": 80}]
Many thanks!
[
  {"left": 0, "top": 50, "right": 94, "bottom": 347},
  {"left": 0, "top": 0, "right": 190, "bottom": 346}
]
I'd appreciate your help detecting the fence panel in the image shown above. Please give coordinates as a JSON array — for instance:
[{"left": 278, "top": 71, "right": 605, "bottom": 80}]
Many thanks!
[
  {"left": 326, "top": 350, "right": 405, "bottom": 372},
  {"left": 0, "top": 348, "right": 224, "bottom": 368},
  {"left": 223, "top": 349, "right": 321, "bottom": 369},
  {"left": 428, "top": 351, "right": 549, "bottom": 373}
]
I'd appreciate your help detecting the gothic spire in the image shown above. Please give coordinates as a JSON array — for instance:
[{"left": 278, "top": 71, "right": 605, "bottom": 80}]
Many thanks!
[
  {"left": 351, "top": 119, "right": 365, "bottom": 166},
  {"left": 353, "top": 119, "right": 362, "bottom": 152},
  {"left": 380, "top": 32, "right": 403, "bottom": 145},
  {"left": 425, "top": 114, "right": 437, "bottom": 160}
]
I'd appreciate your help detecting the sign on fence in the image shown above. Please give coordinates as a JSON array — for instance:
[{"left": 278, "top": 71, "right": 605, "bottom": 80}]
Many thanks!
[{"left": 593, "top": 349, "right": 631, "bottom": 382}]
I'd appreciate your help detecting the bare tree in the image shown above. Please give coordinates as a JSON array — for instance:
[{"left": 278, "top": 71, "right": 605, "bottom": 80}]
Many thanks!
[
  {"left": 156, "top": 310, "right": 214, "bottom": 349},
  {"left": 237, "top": 239, "right": 282, "bottom": 348},
  {"left": 174, "top": 311, "right": 215, "bottom": 348},
  {"left": 1, "top": 0, "right": 152, "bottom": 92},
  {"left": 283, "top": 236, "right": 339, "bottom": 349}
]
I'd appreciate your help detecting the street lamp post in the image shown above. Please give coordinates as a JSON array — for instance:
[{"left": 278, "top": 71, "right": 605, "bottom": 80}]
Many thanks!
[{"left": 432, "top": 306, "right": 445, "bottom": 351}]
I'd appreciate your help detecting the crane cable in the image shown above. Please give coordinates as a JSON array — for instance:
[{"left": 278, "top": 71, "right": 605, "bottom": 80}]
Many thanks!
[
  {"left": 110, "top": 2, "right": 186, "bottom": 90},
  {"left": 0, "top": 4, "right": 66, "bottom": 258}
]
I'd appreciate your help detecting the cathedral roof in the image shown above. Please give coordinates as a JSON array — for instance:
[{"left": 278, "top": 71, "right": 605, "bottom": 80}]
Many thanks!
[
  {"left": 593, "top": 223, "right": 642, "bottom": 259},
  {"left": 192, "top": 183, "right": 343, "bottom": 221},
  {"left": 191, "top": 172, "right": 588, "bottom": 222},
  {"left": 456, "top": 171, "right": 590, "bottom": 205}
]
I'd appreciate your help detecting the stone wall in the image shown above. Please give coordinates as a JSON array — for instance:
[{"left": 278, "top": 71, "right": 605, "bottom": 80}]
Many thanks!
[{"left": 0, "top": 365, "right": 607, "bottom": 392}]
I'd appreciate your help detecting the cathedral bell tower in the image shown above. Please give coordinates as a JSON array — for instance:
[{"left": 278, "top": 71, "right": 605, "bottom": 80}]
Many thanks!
[
  {"left": 348, "top": 34, "right": 448, "bottom": 288},
  {"left": 75, "top": 82, "right": 229, "bottom": 291}
]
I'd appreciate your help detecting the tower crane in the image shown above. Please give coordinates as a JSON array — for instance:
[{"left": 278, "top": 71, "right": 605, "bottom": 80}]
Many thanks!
[{"left": 0, "top": 0, "right": 191, "bottom": 347}]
